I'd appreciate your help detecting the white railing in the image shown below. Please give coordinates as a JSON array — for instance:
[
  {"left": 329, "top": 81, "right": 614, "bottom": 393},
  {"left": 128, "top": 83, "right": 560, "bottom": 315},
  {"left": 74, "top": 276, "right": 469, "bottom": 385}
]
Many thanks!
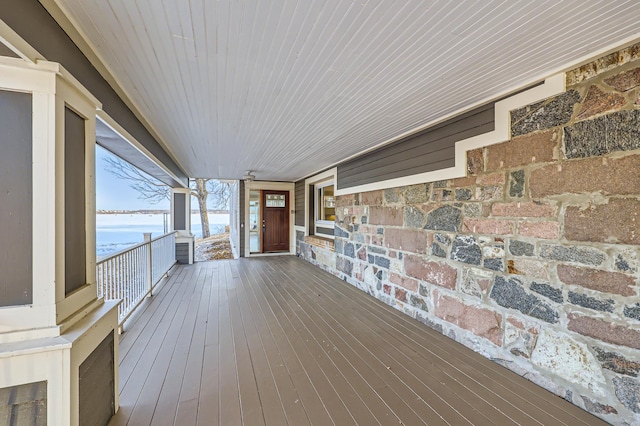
[{"left": 97, "top": 231, "right": 177, "bottom": 327}]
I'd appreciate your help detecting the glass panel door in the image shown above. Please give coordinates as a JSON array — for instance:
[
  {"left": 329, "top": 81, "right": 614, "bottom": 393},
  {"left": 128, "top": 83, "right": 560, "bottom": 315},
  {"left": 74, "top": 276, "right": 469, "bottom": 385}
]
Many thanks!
[{"left": 249, "top": 190, "right": 261, "bottom": 253}]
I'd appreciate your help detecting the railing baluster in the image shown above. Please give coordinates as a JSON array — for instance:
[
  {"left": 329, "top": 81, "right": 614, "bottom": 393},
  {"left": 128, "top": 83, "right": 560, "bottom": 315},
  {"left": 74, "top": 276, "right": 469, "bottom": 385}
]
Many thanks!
[{"left": 96, "top": 231, "right": 178, "bottom": 329}]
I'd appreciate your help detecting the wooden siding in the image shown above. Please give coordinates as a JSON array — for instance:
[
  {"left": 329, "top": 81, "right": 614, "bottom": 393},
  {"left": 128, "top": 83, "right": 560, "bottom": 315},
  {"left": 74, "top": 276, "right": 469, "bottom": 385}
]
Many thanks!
[
  {"left": 64, "top": 107, "right": 86, "bottom": 296},
  {"left": 294, "top": 180, "right": 305, "bottom": 227},
  {"left": 110, "top": 258, "right": 605, "bottom": 426},
  {"left": 79, "top": 331, "right": 115, "bottom": 426},
  {"left": 176, "top": 243, "right": 190, "bottom": 264},
  {"left": 337, "top": 103, "right": 494, "bottom": 189},
  {"left": 0, "top": 90, "right": 32, "bottom": 307}
]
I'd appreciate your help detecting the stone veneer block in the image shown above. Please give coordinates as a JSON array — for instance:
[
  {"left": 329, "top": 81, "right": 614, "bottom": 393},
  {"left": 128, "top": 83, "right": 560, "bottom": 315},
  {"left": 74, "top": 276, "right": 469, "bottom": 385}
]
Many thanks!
[
  {"left": 466, "top": 149, "right": 483, "bottom": 175},
  {"left": 510, "top": 90, "right": 581, "bottom": 137},
  {"left": 486, "top": 129, "right": 557, "bottom": 171},
  {"left": 424, "top": 205, "right": 461, "bottom": 232},
  {"left": 604, "top": 66, "right": 640, "bottom": 92},
  {"left": 509, "top": 240, "right": 535, "bottom": 257},
  {"left": 509, "top": 170, "right": 525, "bottom": 198},
  {"left": 565, "top": 110, "right": 640, "bottom": 158},
  {"left": 518, "top": 221, "right": 560, "bottom": 240},
  {"left": 507, "top": 259, "right": 549, "bottom": 280},
  {"left": 531, "top": 330, "right": 606, "bottom": 397},
  {"left": 389, "top": 272, "right": 419, "bottom": 292},
  {"left": 624, "top": 304, "right": 640, "bottom": 321},
  {"left": 462, "top": 219, "right": 514, "bottom": 235},
  {"left": 568, "top": 314, "right": 640, "bottom": 350},
  {"left": 565, "top": 198, "right": 640, "bottom": 245},
  {"left": 404, "top": 254, "right": 457, "bottom": 289},
  {"left": 369, "top": 206, "right": 404, "bottom": 226},
  {"left": 531, "top": 154, "right": 640, "bottom": 197},
  {"left": 566, "top": 42, "right": 640, "bottom": 85},
  {"left": 404, "top": 183, "right": 429, "bottom": 204},
  {"left": 490, "top": 276, "right": 559, "bottom": 323},
  {"left": 492, "top": 202, "right": 557, "bottom": 218},
  {"left": 613, "top": 377, "right": 640, "bottom": 414},
  {"left": 336, "top": 256, "right": 353, "bottom": 275},
  {"left": 451, "top": 235, "right": 482, "bottom": 265},
  {"left": 361, "top": 190, "right": 383, "bottom": 206},
  {"left": 568, "top": 291, "right": 615, "bottom": 312},
  {"left": 434, "top": 293, "right": 503, "bottom": 346},
  {"left": 575, "top": 85, "right": 626, "bottom": 121},
  {"left": 557, "top": 265, "right": 635, "bottom": 296},
  {"left": 529, "top": 282, "right": 563, "bottom": 303},
  {"left": 593, "top": 347, "right": 640, "bottom": 377},
  {"left": 384, "top": 228, "right": 430, "bottom": 254},
  {"left": 404, "top": 206, "right": 426, "bottom": 228},
  {"left": 540, "top": 244, "right": 606, "bottom": 266}
]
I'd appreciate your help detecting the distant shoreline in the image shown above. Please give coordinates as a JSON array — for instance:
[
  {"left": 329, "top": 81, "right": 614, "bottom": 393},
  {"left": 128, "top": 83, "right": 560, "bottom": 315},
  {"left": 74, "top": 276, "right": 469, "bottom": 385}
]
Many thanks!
[{"left": 97, "top": 209, "right": 230, "bottom": 215}]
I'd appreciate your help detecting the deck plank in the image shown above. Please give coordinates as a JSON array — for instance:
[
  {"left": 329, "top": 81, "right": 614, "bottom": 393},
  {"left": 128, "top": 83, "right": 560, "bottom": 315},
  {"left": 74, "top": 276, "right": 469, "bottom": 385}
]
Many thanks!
[
  {"left": 233, "top": 262, "right": 314, "bottom": 426},
  {"left": 110, "top": 256, "right": 608, "bottom": 426},
  {"left": 276, "top": 260, "right": 539, "bottom": 425}
]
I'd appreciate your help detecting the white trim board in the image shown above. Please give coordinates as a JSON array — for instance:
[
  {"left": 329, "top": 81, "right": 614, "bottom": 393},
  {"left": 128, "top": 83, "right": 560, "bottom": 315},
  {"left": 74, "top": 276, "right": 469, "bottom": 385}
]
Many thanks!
[
  {"left": 97, "top": 111, "right": 187, "bottom": 188},
  {"left": 243, "top": 180, "right": 295, "bottom": 257},
  {"left": 334, "top": 74, "right": 565, "bottom": 196},
  {"left": 304, "top": 168, "right": 337, "bottom": 237}
]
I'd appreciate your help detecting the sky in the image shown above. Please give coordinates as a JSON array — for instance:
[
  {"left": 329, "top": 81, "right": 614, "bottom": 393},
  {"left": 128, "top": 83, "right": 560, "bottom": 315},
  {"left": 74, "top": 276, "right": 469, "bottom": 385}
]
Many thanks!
[{"left": 95, "top": 145, "right": 170, "bottom": 211}]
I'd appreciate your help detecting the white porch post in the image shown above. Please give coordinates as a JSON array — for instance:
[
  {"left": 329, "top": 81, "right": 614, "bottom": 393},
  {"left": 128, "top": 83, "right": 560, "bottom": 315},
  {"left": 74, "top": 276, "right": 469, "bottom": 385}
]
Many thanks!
[
  {"left": 171, "top": 187, "right": 195, "bottom": 264},
  {"left": 0, "top": 59, "right": 119, "bottom": 425}
]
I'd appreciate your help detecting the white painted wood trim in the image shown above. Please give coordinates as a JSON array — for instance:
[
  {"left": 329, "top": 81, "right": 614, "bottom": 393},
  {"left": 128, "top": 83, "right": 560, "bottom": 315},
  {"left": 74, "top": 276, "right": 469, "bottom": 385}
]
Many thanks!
[
  {"left": 0, "top": 301, "right": 119, "bottom": 426},
  {"left": 171, "top": 188, "right": 192, "bottom": 235},
  {"left": 334, "top": 74, "right": 565, "bottom": 196},
  {"left": 0, "top": 64, "right": 58, "bottom": 333},
  {"left": 97, "top": 110, "right": 187, "bottom": 188},
  {"left": 65, "top": 300, "right": 119, "bottom": 426},
  {"left": 0, "top": 342, "right": 69, "bottom": 425},
  {"left": 243, "top": 180, "right": 295, "bottom": 257},
  {"left": 0, "top": 18, "right": 43, "bottom": 63},
  {"left": 304, "top": 168, "right": 337, "bottom": 238},
  {"left": 55, "top": 74, "right": 101, "bottom": 324}
]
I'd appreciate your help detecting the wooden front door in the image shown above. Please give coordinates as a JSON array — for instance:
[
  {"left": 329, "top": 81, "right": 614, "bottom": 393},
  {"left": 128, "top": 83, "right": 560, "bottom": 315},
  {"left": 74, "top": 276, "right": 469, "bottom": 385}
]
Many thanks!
[{"left": 262, "top": 191, "right": 290, "bottom": 252}]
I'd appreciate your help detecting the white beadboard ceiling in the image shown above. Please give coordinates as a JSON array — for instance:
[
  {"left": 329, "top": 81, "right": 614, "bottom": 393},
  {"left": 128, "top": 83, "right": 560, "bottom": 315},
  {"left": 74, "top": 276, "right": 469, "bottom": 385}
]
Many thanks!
[{"left": 53, "top": 0, "right": 640, "bottom": 181}]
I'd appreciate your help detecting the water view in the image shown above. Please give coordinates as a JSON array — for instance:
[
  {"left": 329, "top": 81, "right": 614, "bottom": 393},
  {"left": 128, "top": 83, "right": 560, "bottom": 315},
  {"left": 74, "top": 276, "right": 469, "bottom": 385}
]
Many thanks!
[{"left": 97, "top": 212, "right": 229, "bottom": 257}]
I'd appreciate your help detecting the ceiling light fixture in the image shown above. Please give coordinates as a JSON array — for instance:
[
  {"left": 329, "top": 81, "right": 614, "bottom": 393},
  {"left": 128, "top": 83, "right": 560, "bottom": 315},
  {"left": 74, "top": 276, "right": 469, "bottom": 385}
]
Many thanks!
[{"left": 243, "top": 170, "right": 256, "bottom": 181}]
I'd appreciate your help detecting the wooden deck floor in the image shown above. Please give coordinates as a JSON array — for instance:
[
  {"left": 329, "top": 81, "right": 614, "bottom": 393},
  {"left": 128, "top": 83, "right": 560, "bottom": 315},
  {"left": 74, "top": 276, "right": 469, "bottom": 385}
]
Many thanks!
[{"left": 109, "top": 256, "right": 606, "bottom": 426}]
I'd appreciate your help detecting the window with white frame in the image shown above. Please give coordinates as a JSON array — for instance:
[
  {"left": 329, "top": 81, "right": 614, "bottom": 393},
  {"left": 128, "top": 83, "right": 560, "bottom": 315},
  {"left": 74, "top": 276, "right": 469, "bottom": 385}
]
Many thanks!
[
  {"left": 306, "top": 169, "right": 337, "bottom": 238},
  {"left": 316, "top": 181, "right": 335, "bottom": 223}
]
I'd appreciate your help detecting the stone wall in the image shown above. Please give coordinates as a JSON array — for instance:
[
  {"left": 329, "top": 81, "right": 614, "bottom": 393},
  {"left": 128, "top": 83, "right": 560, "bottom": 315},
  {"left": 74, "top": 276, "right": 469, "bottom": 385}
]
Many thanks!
[{"left": 297, "top": 44, "right": 640, "bottom": 424}]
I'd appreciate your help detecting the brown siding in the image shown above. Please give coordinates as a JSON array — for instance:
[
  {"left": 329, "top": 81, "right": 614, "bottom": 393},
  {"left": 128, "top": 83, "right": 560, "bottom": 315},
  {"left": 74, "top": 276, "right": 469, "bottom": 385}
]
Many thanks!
[
  {"left": 0, "top": 90, "right": 32, "bottom": 307},
  {"left": 337, "top": 103, "right": 494, "bottom": 189},
  {"left": 65, "top": 107, "right": 86, "bottom": 296},
  {"left": 0, "top": 0, "right": 187, "bottom": 186},
  {"left": 294, "top": 180, "right": 305, "bottom": 227},
  {"left": 79, "top": 331, "right": 115, "bottom": 426}
]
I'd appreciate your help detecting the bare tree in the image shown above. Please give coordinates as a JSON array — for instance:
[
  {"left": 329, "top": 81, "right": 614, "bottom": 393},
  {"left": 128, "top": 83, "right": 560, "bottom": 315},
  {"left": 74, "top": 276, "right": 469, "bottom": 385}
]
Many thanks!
[
  {"left": 192, "top": 178, "right": 210, "bottom": 238},
  {"left": 103, "top": 155, "right": 231, "bottom": 239},
  {"left": 192, "top": 179, "right": 231, "bottom": 238},
  {"left": 102, "top": 156, "right": 170, "bottom": 204}
]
